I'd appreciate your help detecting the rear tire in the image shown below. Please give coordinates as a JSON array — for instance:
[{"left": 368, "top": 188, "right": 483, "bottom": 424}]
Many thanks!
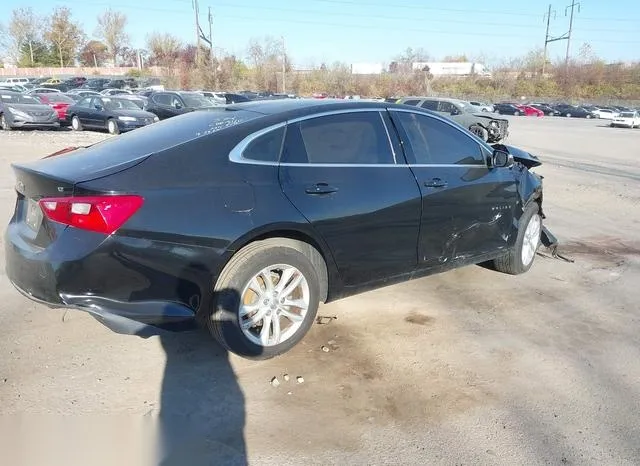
[
  {"left": 514, "top": 111, "right": 520, "bottom": 116},
  {"left": 71, "top": 115, "right": 82, "bottom": 131},
  {"left": 0, "top": 114, "right": 11, "bottom": 131},
  {"left": 469, "top": 124, "right": 489, "bottom": 142},
  {"left": 565, "top": 113, "right": 572, "bottom": 118},
  {"left": 107, "top": 118, "right": 120, "bottom": 135},
  {"left": 208, "top": 239, "right": 322, "bottom": 359},
  {"left": 493, "top": 202, "right": 541, "bottom": 275},
  {"left": 586, "top": 114, "right": 592, "bottom": 119}
]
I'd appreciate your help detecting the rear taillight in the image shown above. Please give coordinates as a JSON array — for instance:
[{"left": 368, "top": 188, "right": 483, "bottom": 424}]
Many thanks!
[{"left": 39, "top": 195, "right": 143, "bottom": 234}]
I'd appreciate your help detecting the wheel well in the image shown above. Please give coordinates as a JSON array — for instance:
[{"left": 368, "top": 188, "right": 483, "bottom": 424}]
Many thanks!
[{"left": 231, "top": 230, "right": 330, "bottom": 303}]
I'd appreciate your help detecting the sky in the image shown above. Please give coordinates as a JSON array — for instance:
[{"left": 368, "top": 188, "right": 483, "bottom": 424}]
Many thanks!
[{"left": 3, "top": 0, "right": 640, "bottom": 67}]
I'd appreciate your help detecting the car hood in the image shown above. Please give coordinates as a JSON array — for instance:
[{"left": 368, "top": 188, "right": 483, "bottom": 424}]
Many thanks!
[
  {"left": 110, "top": 109, "right": 157, "bottom": 118},
  {"left": 491, "top": 144, "right": 542, "bottom": 168},
  {"left": 472, "top": 113, "right": 507, "bottom": 122},
  {"left": 4, "top": 103, "right": 54, "bottom": 113}
]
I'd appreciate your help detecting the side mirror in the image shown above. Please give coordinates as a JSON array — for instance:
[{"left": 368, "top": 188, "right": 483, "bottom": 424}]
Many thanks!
[
  {"left": 174, "top": 103, "right": 182, "bottom": 109},
  {"left": 94, "top": 105, "right": 103, "bottom": 111},
  {"left": 492, "top": 149, "right": 514, "bottom": 168}
]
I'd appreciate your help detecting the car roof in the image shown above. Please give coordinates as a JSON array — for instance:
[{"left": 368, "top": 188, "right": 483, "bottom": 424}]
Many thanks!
[{"left": 226, "top": 98, "right": 396, "bottom": 116}]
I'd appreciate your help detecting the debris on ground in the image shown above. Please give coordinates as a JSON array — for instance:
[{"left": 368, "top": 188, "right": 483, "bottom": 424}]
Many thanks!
[
  {"left": 270, "top": 377, "right": 280, "bottom": 387},
  {"left": 283, "top": 374, "right": 290, "bottom": 382},
  {"left": 316, "top": 315, "right": 337, "bottom": 325},
  {"left": 321, "top": 346, "right": 330, "bottom": 352},
  {"left": 296, "top": 376, "right": 304, "bottom": 384}
]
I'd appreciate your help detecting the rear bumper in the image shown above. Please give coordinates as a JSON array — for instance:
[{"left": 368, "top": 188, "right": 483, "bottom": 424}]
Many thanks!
[
  {"left": 10, "top": 121, "right": 60, "bottom": 129},
  {"left": 9, "top": 279, "right": 196, "bottom": 335},
  {"left": 4, "top": 224, "right": 223, "bottom": 334}
]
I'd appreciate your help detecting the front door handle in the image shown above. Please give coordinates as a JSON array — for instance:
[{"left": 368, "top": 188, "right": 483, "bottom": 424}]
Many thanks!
[
  {"left": 424, "top": 178, "right": 447, "bottom": 188},
  {"left": 305, "top": 183, "right": 339, "bottom": 195}
]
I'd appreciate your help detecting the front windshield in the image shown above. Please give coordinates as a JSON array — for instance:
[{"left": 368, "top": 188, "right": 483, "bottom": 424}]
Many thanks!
[
  {"left": 181, "top": 93, "right": 213, "bottom": 108},
  {"left": 620, "top": 112, "right": 635, "bottom": 118},
  {"left": 0, "top": 94, "right": 39, "bottom": 104},
  {"left": 103, "top": 98, "right": 141, "bottom": 111}
]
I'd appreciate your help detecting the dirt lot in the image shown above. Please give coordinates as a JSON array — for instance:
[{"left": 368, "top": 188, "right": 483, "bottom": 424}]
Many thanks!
[{"left": 1, "top": 118, "right": 639, "bottom": 466}]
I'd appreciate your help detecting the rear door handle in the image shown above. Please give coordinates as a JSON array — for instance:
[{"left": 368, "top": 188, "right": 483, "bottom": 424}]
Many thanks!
[
  {"left": 424, "top": 178, "right": 448, "bottom": 188},
  {"left": 305, "top": 183, "right": 339, "bottom": 195}
]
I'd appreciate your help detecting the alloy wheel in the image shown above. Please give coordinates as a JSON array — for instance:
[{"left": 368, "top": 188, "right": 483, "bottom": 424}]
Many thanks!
[
  {"left": 521, "top": 214, "right": 541, "bottom": 266},
  {"left": 239, "top": 264, "right": 310, "bottom": 347}
]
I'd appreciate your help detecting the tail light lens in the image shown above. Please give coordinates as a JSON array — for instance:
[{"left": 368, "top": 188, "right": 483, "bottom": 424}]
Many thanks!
[{"left": 39, "top": 195, "right": 143, "bottom": 234}]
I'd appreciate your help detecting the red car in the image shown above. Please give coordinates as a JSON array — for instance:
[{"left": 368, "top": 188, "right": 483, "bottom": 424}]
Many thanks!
[
  {"left": 33, "top": 93, "right": 75, "bottom": 123},
  {"left": 516, "top": 104, "right": 544, "bottom": 117}
]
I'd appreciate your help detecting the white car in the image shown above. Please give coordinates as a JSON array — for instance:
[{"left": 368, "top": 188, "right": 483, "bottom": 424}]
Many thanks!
[
  {"left": 611, "top": 111, "right": 640, "bottom": 128},
  {"left": 100, "top": 88, "right": 132, "bottom": 96},
  {"left": 26, "top": 87, "right": 62, "bottom": 94},
  {"left": 469, "top": 101, "right": 495, "bottom": 112},
  {"left": 591, "top": 108, "right": 619, "bottom": 119}
]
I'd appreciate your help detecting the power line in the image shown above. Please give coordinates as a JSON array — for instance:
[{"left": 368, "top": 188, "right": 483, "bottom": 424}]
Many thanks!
[{"left": 565, "top": 1, "right": 581, "bottom": 67}]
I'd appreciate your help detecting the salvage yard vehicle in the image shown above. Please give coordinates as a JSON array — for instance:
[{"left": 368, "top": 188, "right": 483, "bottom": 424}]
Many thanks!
[
  {"left": 5, "top": 100, "right": 553, "bottom": 359},
  {"left": 610, "top": 111, "right": 640, "bottom": 128},
  {"left": 397, "top": 97, "right": 508, "bottom": 142},
  {"left": 66, "top": 96, "right": 159, "bottom": 134},
  {"left": 0, "top": 91, "right": 60, "bottom": 130},
  {"left": 33, "top": 93, "right": 75, "bottom": 125},
  {"left": 144, "top": 91, "right": 219, "bottom": 119}
]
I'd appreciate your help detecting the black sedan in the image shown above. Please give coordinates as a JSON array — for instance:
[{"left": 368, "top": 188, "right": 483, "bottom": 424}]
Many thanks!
[
  {"left": 552, "top": 104, "right": 595, "bottom": 118},
  {"left": 493, "top": 103, "right": 523, "bottom": 115},
  {"left": 145, "top": 91, "right": 218, "bottom": 119},
  {"left": 67, "top": 96, "right": 159, "bottom": 134},
  {"left": 5, "top": 100, "right": 553, "bottom": 359},
  {"left": 0, "top": 91, "right": 59, "bottom": 130}
]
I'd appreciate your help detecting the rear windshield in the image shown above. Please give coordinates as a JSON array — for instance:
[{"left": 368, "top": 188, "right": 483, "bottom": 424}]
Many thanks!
[
  {"left": 181, "top": 93, "right": 214, "bottom": 108},
  {"left": 1, "top": 94, "right": 39, "bottom": 104},
  {"left": 27, "top": 108, "right": 264, "bottom": 179},
  {"left": 41, "top": 94, "right": 74, "bottom": 103}
]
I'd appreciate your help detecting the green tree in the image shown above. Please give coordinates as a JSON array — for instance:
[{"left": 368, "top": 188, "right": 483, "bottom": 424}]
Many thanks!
[{"left": 44, "top": 7, "right": 85, "bottom": 67}]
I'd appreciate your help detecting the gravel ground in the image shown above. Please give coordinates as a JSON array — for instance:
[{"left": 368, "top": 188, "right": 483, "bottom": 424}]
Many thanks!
[{"left": 0, "top": 118, "right": 639, "bottom": 466}]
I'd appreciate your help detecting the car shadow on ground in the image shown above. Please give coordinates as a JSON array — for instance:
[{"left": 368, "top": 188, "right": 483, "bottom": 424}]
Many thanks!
[{"left": 154, "top": 284, "right": 249, "bottom": 466}]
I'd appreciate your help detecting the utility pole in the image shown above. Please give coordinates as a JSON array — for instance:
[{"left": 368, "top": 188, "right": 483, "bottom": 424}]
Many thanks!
[
  {"left": 542, "top": 4, "right": 556, "bottom": 75},
  {"left": 564, "top": 1, "right": 580, "bottom": 68},
  {"left": 193, "top": 0, "right": 201, "bottom": 63},
  {"left": 208, "top": 7, "right": 214, "bottom": 65},
  {"left": 281, "top": 36, "right": 286, "bottom": 94}
]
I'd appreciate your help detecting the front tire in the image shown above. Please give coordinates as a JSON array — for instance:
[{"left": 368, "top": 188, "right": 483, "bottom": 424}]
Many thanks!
[
  {"left": 469, "top": 124, "right": 489, "bottom": 142},
  {"left": 0, "top": 114, "right": 12, "bottom": 131},
  {"left": 208, "top": 239, "right": 322, "bottom": 359},
  {"left": 71, "top": 115, "right": 82, "bottom": 131},
  {"left": 107, "top": 118, "right": 120, "bottom": 135},
  {"left": 565, "top": 113, "right": 572, "bottom": 118},
  {"left": 514, "top": 111, "right": 520, "bottom": 116},
  {"left": 493, "top": 202, "right": 541, "bottom": 275},
  {"left": 586, "top": 114, "right": 592, "bottom": 119}
]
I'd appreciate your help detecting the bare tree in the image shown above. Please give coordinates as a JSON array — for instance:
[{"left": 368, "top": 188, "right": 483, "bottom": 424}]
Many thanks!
[
  {"left": 146, "top": 32, "right": 182, "bottom": 67},
  {"left": 44, "top": 7, "right": 85, "bottom": 67},
  {"left": 96, "top": 9, "right": 129, "bottom": 66},
  {"left": 1, "top": 8, "right": 43, "bottom": 65}
]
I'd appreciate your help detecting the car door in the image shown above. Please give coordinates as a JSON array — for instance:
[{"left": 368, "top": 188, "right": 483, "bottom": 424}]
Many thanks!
[
  {"left": 389, "top": 109, "right": 519, "bottom": 267},
  {"left": 148, "top": 93, "right": 173, "bottom": 119},
  {"left": 279, "top": 109, "right": 422, "bottom": 286},
  {"left": 73, "top": 97, "right": 94, "bottom": 127},
  {"left": 89, "top": 97, "right": 107, "bottom": 128}
]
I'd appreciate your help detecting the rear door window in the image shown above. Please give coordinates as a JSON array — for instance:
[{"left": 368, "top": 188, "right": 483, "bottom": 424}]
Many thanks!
[
  {"left": 152, "top": 93, "right": 172, "bottom": 105},
  {"left": 420, "top": 100, "right": 438, "bottom": 111},
  {"left": 283, "top": 112, "right": 394, "bottom": 165}
]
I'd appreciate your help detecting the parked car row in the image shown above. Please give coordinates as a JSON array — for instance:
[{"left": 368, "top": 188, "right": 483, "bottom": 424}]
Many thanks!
[{"left": 396, "top": 97, "right": 509, "bottom": 143}]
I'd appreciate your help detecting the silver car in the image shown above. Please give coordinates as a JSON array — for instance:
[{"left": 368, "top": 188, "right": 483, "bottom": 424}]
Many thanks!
[{"left": 0, "top": 91, "right": 59, "bottom": 130}]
